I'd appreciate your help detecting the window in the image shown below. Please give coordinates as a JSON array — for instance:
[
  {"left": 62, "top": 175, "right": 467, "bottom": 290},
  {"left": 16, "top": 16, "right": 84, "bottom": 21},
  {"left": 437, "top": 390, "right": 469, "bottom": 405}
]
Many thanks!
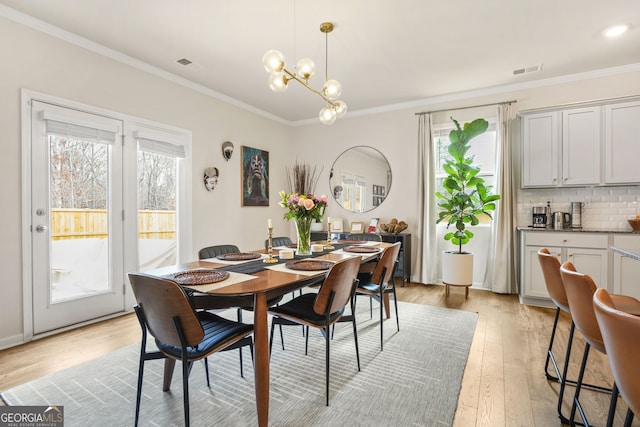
[{"left": 433, "top": 121, "right": 497, "bottom": 206}]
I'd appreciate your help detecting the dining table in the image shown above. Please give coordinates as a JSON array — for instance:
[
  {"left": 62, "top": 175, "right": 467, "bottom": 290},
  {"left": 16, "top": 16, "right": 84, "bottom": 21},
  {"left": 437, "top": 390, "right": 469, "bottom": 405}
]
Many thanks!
[{"left": 144, "top": 240, "right": 390, "bottom": 427}]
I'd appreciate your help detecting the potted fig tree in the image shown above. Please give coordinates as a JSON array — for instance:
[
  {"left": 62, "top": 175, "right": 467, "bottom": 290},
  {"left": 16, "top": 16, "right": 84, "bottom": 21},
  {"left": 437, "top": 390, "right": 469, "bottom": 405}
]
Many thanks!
[{"left": 436, "top": 117, "right": 500, "bottom": 289}]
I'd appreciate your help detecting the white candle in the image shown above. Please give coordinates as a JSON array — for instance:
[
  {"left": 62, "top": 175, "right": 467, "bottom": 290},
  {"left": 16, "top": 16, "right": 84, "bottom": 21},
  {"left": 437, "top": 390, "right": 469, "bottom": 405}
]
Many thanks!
[
  {"left": 268, "top": 218, "right": 272, "bottom": 228},
  {"left": 328, "top": 217, "right": 331, "bottom": 229}
]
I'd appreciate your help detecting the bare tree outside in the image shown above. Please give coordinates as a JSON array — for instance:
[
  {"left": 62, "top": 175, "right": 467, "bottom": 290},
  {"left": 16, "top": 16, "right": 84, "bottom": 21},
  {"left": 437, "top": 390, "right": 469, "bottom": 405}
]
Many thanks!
[{"left": 137, "top": 151, "right": 176, "bottom": 210}]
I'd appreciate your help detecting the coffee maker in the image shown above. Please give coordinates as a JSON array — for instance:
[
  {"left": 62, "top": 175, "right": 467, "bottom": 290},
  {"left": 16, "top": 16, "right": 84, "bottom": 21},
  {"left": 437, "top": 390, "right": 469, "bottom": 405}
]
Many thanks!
[{"left": 532, "top": 206, "right": 548, "bottom": 228}]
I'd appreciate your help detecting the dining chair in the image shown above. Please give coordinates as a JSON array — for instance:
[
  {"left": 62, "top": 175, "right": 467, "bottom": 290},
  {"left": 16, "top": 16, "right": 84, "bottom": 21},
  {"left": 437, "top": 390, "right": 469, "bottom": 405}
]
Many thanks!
[
  {"left": 593, "top": 288, "right": 640, "bottom": 427},
  {"left": 354, "top": 242, "right": 401, "bottom": 351},
  {"left": 345, "top": 232, "right": 382, "bottom": 276},
  {"left": 345, "top": 233, "right": 382, "bottom": 242},
  {"left": 128, "top": 273, "right": 254, "bottom": 427},
  {"left": 267, "top": 255, "right": 362, "bottom": 406},
  {"left": 196, "top": 244, "right": 285, "bottom": 362},
  {"left": 266, "top": 236, "right": 293, "bottom": 249}
]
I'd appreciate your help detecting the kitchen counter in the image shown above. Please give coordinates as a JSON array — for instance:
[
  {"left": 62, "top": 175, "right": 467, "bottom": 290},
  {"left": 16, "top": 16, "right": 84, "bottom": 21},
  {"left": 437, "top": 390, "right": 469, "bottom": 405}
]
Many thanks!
[
  {"left": 610, "top": 247, "right": 640, "bottom": 261},
  {"left": 517, "top": 226, "right": 637, "bottom": 234}
]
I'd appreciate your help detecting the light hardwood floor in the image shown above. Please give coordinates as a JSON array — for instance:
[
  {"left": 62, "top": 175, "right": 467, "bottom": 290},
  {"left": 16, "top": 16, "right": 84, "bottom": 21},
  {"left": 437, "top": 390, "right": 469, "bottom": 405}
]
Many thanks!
[{"left": 1, "top": 282, "right": 637, "bottom": 426}]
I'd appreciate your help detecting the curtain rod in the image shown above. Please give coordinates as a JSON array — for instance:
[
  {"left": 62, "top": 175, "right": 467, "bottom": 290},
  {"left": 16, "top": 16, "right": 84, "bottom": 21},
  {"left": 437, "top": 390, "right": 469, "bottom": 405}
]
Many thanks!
[{"left": 415, "top": 100, "right": 517, "bottom": 116}]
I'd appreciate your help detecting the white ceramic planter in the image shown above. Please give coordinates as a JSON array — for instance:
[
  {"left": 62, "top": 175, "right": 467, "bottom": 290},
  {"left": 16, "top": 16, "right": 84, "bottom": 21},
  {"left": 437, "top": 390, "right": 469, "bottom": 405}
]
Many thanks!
[{"left": 442, "top": 251, "right": 473, "bottom": 285}]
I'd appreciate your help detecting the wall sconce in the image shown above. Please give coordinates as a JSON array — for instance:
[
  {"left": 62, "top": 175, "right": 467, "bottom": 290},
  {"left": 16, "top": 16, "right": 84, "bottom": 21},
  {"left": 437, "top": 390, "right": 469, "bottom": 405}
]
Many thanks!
[{"left": 222, "top": 141, "right": 234, "bottom": 161}]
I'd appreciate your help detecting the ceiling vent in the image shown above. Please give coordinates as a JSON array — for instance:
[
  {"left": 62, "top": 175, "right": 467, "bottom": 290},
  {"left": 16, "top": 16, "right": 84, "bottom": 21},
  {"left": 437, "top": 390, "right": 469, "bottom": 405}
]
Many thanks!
[
  {"left": 176, "top": 58, "right": 202, "bottom": 71},
  {"left": 513, "top": 64, "right": 543, "bottom": 75}
]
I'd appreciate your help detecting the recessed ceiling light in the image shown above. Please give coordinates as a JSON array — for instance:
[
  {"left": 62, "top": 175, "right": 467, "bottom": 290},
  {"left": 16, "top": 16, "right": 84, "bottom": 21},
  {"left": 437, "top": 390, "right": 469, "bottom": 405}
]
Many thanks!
[{"left": 603, "top": 24, "right": 629, "bottom": 38}]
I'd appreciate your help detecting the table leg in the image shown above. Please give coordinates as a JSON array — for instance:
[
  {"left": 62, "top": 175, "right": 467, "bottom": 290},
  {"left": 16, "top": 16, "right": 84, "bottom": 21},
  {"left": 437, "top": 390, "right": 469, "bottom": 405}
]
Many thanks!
[
  {"left": 383, "top": 294, "right": 391, "bottom": 319},
  {"left": 162, "top": 359, "right": 175, "bottom": 392},
  {"left": 253, "top": 292, "right": 269, "bottom": 427}
]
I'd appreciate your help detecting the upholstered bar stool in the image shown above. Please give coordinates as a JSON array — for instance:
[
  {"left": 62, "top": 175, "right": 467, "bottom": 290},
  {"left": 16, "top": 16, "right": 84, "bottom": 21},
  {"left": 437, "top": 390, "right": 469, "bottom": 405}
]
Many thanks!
[
  {"left": 593, "top": 288, "right": 640, "bottom": 427},
  {"left": 537, "top": 248, "right": 608, "bottom": 424},
  {"left": 559, "top": 262, "right": 640, "bottom": 427}
]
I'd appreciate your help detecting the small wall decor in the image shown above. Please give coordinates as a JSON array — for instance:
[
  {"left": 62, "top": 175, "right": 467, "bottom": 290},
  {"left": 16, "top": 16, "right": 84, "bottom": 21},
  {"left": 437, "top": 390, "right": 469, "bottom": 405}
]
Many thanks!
[
  {"left": 222, "top": 141, "right": 234, "bottom": 161},
  {"left": 330, "top": 217, "right": 343, "bottom": 232},
  {"left": 350, "top": 222, "right": 365, "bottom": 233},
  {"left": 241, "top": 145, "right": 269, "bottom": 206},
  {"left": 203, "top": 167, "right": 219, "bottom": 191},
  {"left": 367, "top": 218, "right": 379, "bottom": 233}
]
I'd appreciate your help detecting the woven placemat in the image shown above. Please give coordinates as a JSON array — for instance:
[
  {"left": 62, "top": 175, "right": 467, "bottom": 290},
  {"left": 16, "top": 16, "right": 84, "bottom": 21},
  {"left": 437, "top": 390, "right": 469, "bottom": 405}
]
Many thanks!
[
  {"left": 342, "top": 245, "right": 380, "bottom": 253},
  {"left": 284, "top": 259, "right": 334, "bottom": 271},
  {"left": 216, "top": 252, "right": 261, "bottom": 261},
  {"left": 163, "top": 269, "right": 230, "bottom": 285}
]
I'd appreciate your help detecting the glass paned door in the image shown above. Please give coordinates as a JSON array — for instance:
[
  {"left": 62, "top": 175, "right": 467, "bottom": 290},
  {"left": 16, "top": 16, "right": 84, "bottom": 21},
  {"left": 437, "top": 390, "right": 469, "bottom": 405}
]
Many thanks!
[{"left": 31, "top": 101, "right": 125, "bottom": 334}]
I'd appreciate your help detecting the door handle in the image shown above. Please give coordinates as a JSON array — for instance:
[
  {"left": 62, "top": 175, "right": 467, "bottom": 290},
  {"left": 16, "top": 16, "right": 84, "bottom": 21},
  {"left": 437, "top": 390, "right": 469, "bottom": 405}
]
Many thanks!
[{"left": 35, "top": 225, "right": 48, "bottom": 233}]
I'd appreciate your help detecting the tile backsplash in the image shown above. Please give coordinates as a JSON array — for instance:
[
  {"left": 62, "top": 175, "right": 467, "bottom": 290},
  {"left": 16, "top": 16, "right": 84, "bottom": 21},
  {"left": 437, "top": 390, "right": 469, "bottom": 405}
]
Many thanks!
[{"left": 516, "top": 186, "right": 640, "bottom": 230}]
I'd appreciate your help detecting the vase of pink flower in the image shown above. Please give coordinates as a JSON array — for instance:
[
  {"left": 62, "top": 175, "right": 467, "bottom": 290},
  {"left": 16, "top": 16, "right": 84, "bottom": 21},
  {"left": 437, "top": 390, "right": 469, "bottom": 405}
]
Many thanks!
[{"left": 279, "top": 190, "right": 328, "bottom": 255}]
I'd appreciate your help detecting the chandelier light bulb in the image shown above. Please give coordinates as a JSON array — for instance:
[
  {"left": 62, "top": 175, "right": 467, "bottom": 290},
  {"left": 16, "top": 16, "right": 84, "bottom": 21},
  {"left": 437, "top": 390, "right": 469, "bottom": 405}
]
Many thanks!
[
  {"left": 333, "top": 100, "right": 348, "bottom": 117},
  {"left": 323, "top": 79, "right": 342, "bottom": 99},
  {"left": 263, "top": 50, "right": 285, "bottom": 73},
  {"left": 319, "top": 106, "right": 337, "bottom": 125},
  {"left": 268, "top": 72, "right": 288, "bottom": 92},
  {"left": 296, "top": 58, "right": 316, "bottom": 80}
]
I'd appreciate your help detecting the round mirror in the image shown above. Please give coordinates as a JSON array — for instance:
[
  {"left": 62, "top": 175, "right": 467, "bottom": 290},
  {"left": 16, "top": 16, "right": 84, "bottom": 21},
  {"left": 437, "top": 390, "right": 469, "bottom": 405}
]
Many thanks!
[{"left": 329, "top": 146, "right": 392, "bottom": 213}]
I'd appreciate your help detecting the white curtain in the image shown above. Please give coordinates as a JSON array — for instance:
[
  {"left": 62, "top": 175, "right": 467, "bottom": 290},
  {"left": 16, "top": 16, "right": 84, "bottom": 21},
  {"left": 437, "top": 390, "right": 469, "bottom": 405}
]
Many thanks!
[
  {"left": 483, "top": 104, "right": 517, "bottom": 293},
  {"left": 415, "top": 114, "right": 438, "bottom": 284}
]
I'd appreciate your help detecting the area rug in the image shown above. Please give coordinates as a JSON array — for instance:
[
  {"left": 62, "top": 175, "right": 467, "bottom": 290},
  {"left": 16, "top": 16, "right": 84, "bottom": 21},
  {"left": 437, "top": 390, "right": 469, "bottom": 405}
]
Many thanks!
[{"left": 1, "top": 301, "right": 477, "bottom": 427}]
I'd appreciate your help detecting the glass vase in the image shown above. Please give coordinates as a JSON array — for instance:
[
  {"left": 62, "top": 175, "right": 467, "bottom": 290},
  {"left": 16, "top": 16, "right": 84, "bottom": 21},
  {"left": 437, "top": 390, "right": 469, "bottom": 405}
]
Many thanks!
[{"left": 294, "top": 216, "right": 313, "bottom": 256}]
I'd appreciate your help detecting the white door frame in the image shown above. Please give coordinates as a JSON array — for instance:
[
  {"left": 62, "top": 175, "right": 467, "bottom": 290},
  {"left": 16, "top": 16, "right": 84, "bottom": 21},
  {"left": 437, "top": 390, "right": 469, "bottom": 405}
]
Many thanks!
[{"left": 20, "top": 89, "right": 192, "bottom": 341}]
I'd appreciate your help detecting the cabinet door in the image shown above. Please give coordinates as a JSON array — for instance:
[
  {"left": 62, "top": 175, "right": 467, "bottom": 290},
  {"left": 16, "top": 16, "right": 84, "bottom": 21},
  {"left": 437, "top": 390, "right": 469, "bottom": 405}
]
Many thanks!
[
  {"left": 523, "top": 246, "right": 562, "bottom": 299},
  {"left": 566, "top": 247, "right": 608, "bottom": 288},
  {"left": 562, "top": 107, "right": 601, "bottom": 186},
  {"left": 605, "top": 101, "right": 640, "bottom": 184},
  {"left": 612, "top": 235, "right": 640, "bottom": 299},
  {"left": 522, "top": 112, "right": 560, "bottom": 187}
]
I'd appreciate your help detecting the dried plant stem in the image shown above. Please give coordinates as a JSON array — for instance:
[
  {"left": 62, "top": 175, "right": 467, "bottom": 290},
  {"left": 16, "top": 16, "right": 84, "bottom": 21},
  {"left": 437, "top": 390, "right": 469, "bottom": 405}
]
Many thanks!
[{"left": 286, "top": 161, "right": 323, "bottom": 195}]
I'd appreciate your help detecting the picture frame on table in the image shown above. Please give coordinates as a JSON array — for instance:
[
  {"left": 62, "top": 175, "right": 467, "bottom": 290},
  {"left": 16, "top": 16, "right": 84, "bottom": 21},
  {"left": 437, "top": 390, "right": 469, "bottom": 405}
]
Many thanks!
[
  {"left": 367, "top": 218, "right": 379, "bottom": 233},
  {"left": 330, "top": 218, "right": 344, "bottom": 232},
  {"left": 350, "top": 222, "right": 365, "bottom": 234}
]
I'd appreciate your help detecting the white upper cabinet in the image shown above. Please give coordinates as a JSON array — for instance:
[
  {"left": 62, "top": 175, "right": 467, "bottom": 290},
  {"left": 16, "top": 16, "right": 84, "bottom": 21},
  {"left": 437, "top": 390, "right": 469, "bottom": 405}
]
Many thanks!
[
  {"left": 562, "top": 107, "right": 601, "bottom": 186},
  {"left": 522, "top": 111, "right": 560, "bottom": 187},
  {"left": 521, "top": 98, "right": 640, "bottom": 188},
  {"left": 605, "top": 100, "right": 640, "bottom": 184}
]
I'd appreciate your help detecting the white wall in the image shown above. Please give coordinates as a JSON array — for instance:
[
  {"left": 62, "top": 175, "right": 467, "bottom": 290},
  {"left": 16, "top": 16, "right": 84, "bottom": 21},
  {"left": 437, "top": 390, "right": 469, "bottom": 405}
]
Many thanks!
[
  {"left": 0, "top": 17, "right": 294, "bottom": 347},
  {"left": 2, "top": 14, "right": 640, "bottom": 347}
]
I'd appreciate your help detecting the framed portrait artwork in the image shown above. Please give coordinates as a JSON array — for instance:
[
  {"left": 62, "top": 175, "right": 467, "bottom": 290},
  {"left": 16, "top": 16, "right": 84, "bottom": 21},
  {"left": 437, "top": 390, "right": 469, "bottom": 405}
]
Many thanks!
[
  {"left": 241, "top": 145, "right": 269, "bottom": 206},
  {"left": 350, "top": 222, "right": 365, "bottom": 234}
]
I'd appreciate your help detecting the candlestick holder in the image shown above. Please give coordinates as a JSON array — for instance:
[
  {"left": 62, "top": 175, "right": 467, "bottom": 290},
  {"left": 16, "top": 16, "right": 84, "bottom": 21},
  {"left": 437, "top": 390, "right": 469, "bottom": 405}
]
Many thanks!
[
  {"left": 325, "top": 227, "right": 335, "bottom": 250},
  {"left": 264, "top": 227, "right": 278, "bottom": 263}
]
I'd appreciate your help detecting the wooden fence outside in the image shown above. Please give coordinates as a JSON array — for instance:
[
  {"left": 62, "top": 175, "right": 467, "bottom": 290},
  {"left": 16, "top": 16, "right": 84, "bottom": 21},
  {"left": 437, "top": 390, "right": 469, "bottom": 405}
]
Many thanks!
[{"left": 51, "top": 209, "right": 176, "bottom": 240}]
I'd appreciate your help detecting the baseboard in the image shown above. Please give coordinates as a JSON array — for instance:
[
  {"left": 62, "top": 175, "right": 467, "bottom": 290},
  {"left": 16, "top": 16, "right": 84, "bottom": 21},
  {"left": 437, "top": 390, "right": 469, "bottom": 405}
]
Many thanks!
[{"left": 0, "top": 334, "right": 26, "bottom": 351}]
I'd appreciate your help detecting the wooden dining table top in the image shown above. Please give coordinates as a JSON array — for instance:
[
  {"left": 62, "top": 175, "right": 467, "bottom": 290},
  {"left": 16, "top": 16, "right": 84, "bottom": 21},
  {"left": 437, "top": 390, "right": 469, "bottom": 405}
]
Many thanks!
[{"left": 144, "top": 240, "right": 390, "bottom": 427}]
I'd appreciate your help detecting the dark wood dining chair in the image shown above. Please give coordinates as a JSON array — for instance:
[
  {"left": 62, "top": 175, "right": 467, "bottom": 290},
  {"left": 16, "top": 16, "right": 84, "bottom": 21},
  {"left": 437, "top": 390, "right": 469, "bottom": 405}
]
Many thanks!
[
  {"left": 195, "top": 244, "right": 282, "bottom": 370},
  {"left": 128, "top": 273, "right": 254, "bottom": 427},
  {"left": 354, "top": 242, "right": 401, "bottom": 351},
  {"left": 268, "top": 255, "right": 362, "bottom": 406}
]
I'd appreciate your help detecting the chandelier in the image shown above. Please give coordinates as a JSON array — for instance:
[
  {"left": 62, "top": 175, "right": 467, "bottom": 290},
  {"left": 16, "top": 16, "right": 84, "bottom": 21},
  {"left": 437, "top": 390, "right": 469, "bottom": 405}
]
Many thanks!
[{"left": 262, "top": 22, "right": 347, "bottom": 125}]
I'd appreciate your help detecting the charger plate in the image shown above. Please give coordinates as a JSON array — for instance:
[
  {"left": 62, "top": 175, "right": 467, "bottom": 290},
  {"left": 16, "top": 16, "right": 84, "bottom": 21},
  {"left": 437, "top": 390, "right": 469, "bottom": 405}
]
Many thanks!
[
  {"left": 164, "top": 269, "right": 230, "bottom": 285},
  {"left": 285, "top": 259, "right": 334, "bottom": 271},
  {"left": 342, "top": 245, "right": 380, "bottom": 253},
  {"left": 216, "top": 252, "right": 261, "bottom": 261}
]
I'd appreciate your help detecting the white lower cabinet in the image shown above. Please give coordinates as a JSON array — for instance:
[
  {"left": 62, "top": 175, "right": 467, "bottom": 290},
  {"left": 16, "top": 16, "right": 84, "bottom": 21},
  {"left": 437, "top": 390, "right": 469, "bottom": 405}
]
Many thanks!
[
  {"left": 612, "top": 234, "right": 640, "bottom": 300},
  {"left": 520, "top": 231, "right": 609, "bottom": 306}
]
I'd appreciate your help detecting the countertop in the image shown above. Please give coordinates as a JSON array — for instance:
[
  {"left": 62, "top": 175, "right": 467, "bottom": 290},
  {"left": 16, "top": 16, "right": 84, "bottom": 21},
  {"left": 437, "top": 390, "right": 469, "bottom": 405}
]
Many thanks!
[
  {"left": 610, "top": 247, "right": 640, "bottom": 260},
  {"left": 517, "top": 226, "right": 638, "bottom": 234}
]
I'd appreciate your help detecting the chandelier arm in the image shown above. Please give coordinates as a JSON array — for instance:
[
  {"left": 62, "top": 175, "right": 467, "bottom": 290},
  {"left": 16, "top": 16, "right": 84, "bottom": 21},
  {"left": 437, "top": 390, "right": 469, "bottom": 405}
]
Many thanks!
[{"left": 283, "top": 68, "right": 335, "bottom": 106}]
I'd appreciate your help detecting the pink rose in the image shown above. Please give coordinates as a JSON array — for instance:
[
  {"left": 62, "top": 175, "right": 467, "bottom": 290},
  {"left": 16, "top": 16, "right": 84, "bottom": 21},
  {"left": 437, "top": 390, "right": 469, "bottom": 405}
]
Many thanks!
[{"left": 301, "top": 198, "right": 315, "bottom": 211}]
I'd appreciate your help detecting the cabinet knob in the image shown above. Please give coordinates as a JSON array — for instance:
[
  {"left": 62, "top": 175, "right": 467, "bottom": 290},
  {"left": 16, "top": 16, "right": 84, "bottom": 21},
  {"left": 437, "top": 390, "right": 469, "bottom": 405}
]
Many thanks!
[
  {"left": 563, "top": 239, "right": 568, "bottom": 243},
  {"left": 568, "top": 253, "right": 573, "bottom": 257}
]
